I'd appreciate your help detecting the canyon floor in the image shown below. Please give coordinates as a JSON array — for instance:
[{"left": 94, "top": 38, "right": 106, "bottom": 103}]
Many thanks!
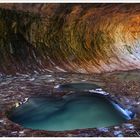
[{"left": 0, "top": 70, "right": 140, "bottom": 137}]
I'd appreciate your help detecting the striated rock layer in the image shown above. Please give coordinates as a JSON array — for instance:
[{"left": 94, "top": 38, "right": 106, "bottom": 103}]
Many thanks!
[{"left": 0, "top": 4, "right": 140, "bottom": 74}]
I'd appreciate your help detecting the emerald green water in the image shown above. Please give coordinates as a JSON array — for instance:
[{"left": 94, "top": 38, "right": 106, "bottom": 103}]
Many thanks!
[
  {"left": 9, "top": 93, "right": 132, "bottom": 131},
  {"left": 55, "top": 83, "right": 100, "bottom": 91}
]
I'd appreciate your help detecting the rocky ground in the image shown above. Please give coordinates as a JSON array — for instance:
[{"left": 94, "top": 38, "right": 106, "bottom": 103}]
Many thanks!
[{"left": 0, "top": 70, "right": 140, "bottom": 137}]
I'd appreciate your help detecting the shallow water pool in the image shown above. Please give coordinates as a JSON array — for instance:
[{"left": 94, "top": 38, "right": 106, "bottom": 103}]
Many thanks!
[{"left": 9, "top": 92, "right": 134, "bottom": 131}]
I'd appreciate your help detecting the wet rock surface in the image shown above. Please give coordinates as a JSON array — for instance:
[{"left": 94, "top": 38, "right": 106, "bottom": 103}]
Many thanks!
[{"left": 0, "top": 70, "right": 140, "bottom": 137}]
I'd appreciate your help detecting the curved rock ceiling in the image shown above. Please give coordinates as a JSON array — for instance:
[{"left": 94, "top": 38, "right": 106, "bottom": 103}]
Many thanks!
[{"left": 0, "top": 4, "right": 140, "bottom": 74}]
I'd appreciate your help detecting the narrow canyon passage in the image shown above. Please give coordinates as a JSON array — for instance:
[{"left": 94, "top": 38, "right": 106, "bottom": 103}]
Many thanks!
[{"left": 0, "top": 3, "right": 140, "bottom": 137}]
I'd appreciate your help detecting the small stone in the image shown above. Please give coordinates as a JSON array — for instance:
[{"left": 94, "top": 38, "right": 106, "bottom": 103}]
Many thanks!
[
  {"left": 45, "top": 75, "right": 52, "bottom": 78},
  {"left": 67, "top": 134, "right": 73, "bottom": 137},
  {"left": 29, "top": 78, "right": 35, "bottom": 81},
  {"left": 98, "top": 127, "right": 109, "bottom": 132},
  {"left": 123, "top": 123, "right": 134, "bottom": 129},
  {"left": 19, "top": 131, "right": 24, "bottom": 134},
  {"left": 48, "top": 78, "right": 55, "bottom": 82},
  {"left": 118, "top": 134, "right": 124, "bottom": 137},
  {"left": 15, "top": 102, "right": 20, "bottom": 107},
  {"left": 19, "top": 131, "right": 25, "bottom": 136},
  {"left": 0, "top": 119, "right": 4, "bottom": 123},
  {"left": 11, "top": 131, "right": 18, "bottom": 135},
  {"left": 20, "top": 86, "right": 26, "bottom": 89},
  {"left": 81, "top": 80, "right": 86, "bottom": 82},
  {"left": 114, "top": 126, "right": 120, "bottom": 129},
  {"left": 114, "top": 130, "right": 122, "bottom": 136}
]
